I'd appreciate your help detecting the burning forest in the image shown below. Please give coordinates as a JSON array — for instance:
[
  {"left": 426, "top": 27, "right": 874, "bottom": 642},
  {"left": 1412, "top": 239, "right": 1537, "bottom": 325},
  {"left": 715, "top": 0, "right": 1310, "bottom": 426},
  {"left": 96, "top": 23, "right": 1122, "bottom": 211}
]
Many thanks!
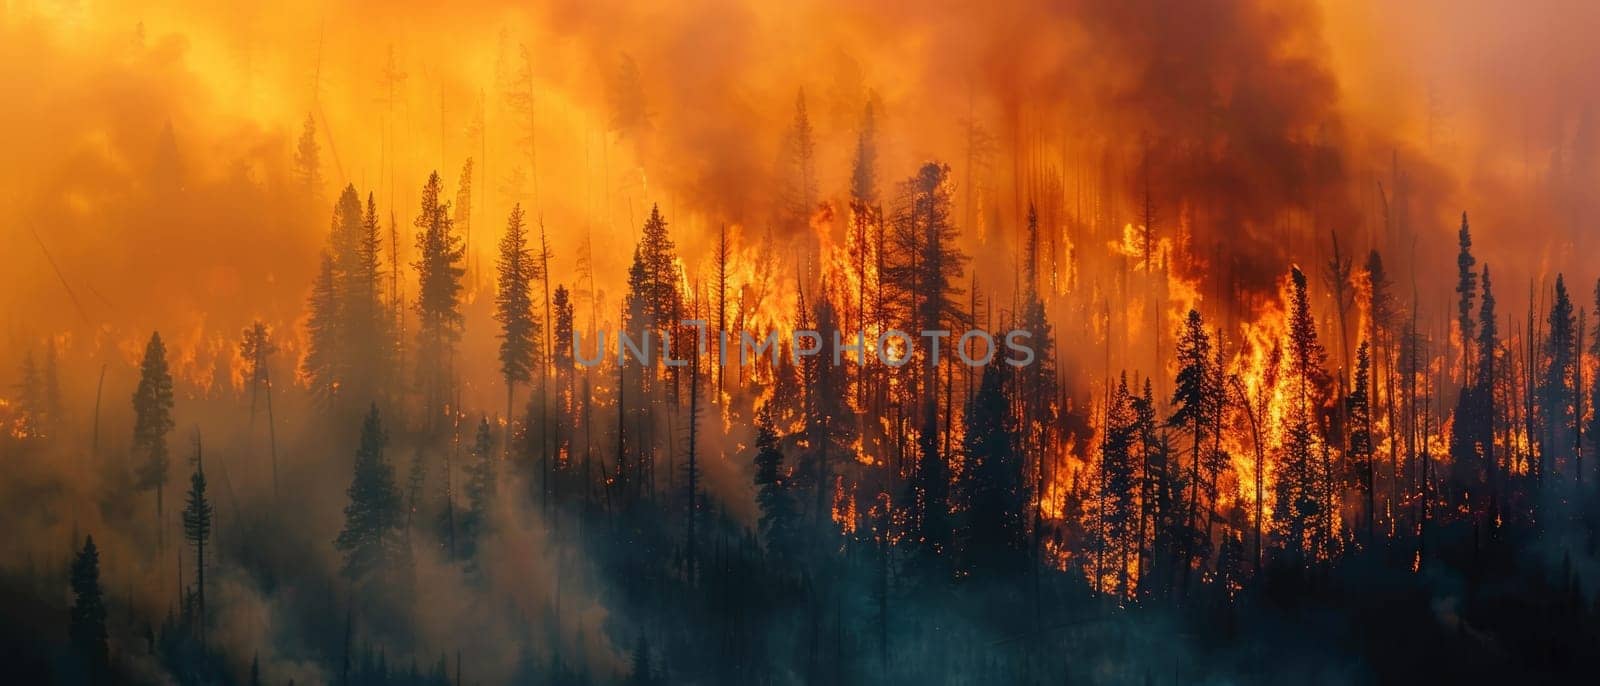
[{"left": 5, "top": 0, "right": 1600, "bottom": 683}]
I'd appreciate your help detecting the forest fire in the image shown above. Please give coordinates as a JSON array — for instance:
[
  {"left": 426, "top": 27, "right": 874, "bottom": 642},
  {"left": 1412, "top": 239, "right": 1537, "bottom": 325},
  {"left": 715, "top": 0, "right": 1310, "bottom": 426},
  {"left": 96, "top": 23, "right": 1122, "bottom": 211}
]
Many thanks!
[{"left": 6, "top": 0, "right": 1600, "bottom": 683}]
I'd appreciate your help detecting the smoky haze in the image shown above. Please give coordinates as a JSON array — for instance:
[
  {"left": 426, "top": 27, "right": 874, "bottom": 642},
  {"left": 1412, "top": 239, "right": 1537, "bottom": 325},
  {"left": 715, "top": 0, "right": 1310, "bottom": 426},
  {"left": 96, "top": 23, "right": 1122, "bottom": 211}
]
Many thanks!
[{"left": 8, "top": 0, "right": 1599, "bottom": 365}]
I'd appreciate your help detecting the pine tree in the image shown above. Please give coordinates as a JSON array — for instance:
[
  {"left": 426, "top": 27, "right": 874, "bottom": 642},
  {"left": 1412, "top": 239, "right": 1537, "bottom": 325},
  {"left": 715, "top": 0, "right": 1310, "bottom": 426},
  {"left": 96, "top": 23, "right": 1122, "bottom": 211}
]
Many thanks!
[
  {"left": 958, "top": 359, "right": 1026, "bottom": 580},
  {"left": 1132, "top": 379, "right": 1169, "bottom": 596},
  {"left": 753, "top": 404, "right": 799, "bottom": 562},
  {"left": 623, "top": 207, "right": 680, "bottom": 501},
  {"left": 331, "top": 184, "right": 365, "bottom": 294},
  {"left": 301, "top": 254, "right": 339, "bottom": 401},
  {"left": 1170, "top": 309, "right": 1215, "bottom": 571},
  {"left": 889, "top": 163, "right": 969, "bottom": 338},
  {"left": 241, "top": 321, "right": 281, "bottom": 498},
  {"left": 1456, "top": 212, "right": 1477, "bottom": 382},
  {"left": 495, "top": 204, "right": 538, "bottom": 454},
  {"left": 780, "top": 89, "right": 819, "bottom": 251},
  {"left": 413, "top": 172, "right": 466, "bottom": 435},
  {"left": 552, "top": 284, "right": 576, "bottom": 480},
  {"left": 1016, "top": 281, "right": 1060, "bottom": 589},
  {"left": 1477, "top": 265, "right": 1499, "bottom": 381},
  {"left": 1478, "top": 266, "right": 1499, "bottom": 494},
  {"left": 681, "top": 299, "right": 705, "bottom": 583},
  {"left": 293, "top": 113, "right": 321, "bottom": 199},
  {"left": 1214, "top": 529, "right": 1247, "bottom": 601},
  {"left": 1364, "top": 250, "right": 1401, "bottom": 529},
  {"left": 619, "top": 245, "right": 655, "bottom": 504},
  {"left": 345, "top": 191, "right": 393, "bottom": 405},
  {"left": 181, "top": 439, "right": 212, "bottom": 644},
  {"left": 1278, "top": 267, "right": 1331, "bottom": 562},
  {"left": 316, "top": 184, "right": 364, "bottom": 402},
  {"left": 461, "top": 417, "right": 495, "bottom": 565},
  {"left": 1452, "top": 264, "right": 1500, "bottom": 507},
  {"left": 552, "top": 285, "right": 575, "bottom": 371},
  {"left": 504, "top": 43, "right": 540, "bottom": 204},
  {"left": 714, "top": 225, "right": 732, "bottom": 400},
  {"left": 1097, "top": 374, "right": 1138, "bottom": 597},
  {"left": 850, "top": 98, "right": 877, "bottom": 207},
  {"left": 453, "top": 159, "right": 474, "bottom": 280},
  {"left": 1591, "top": 279, "right": 1600, "bottom": 470},
  {"left": 69, "top": 535, "right": 109, "bottom": 677},
  {"left": 623, "top": 246, "right": 651, "bottom": 340},
  {"left": 799, "top": 297, "right": 850, "bottom": 527},
  {"left": 636, "top": 205, "right": 679, "bottom": 329},
  {"left": 889, "top": 162, "right": 968, "bottom": 558},
  {"left": 1543, "top": 275, "right": 1577, "bottom": 480},
  {"left": 336, "top": 405, "right": 403, "bottom": 581},
  {"left": 847, "top": 99, "right": 880, "bottom": 396},
  {"left": 240, "top": 323, "right": 275, "bottom": 420},
  {"left": 607, "top": 55, "right": 649, "bottom": 140},
  {"left": 1349, "top": 341, "right": 1375, "bottom": 542},
  {"left": 133, "top": 332, "right": 175, "bottom": 547}
]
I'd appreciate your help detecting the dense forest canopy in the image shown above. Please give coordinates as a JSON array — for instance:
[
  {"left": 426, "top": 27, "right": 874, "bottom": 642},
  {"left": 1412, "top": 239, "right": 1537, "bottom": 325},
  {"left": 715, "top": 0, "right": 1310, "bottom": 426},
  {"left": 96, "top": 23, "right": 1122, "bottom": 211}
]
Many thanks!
[{"left": 5, "top": 0, "right": 1600, "bottom": 683}]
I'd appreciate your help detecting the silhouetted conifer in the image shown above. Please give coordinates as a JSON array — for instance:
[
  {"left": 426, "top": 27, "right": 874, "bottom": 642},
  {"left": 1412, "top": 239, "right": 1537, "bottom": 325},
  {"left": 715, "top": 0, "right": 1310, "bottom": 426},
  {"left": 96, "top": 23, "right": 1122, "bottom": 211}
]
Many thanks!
[
  {"left": 958, "top": 359, "right": 1026, "bottom": 580},
  {"left": 496, "top": 204, "right": 538, "bottom": 450},
  {"left": 69, "top": 535, "right": 109, "bottom": 678},
  {"left": 181, "top": 439, "right": 212, "bottom": 644},
  {"left": 461, "top": 417, "right": 495, "bottom": 565},
  {"left": 336, "top": 405, "right": 403, "bottom": 581},
  {"left": 133, "top": 332, "right": 175, "bottom": 546},
  {"left": 413, "top": 172, "right": 466, "bottom": 435}
]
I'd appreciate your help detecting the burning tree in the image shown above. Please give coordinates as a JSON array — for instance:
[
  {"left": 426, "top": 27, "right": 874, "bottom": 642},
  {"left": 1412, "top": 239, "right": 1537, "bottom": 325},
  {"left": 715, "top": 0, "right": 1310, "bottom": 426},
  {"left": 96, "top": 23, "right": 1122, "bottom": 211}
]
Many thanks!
[{"left": 1276, "top": 267, "right": 1335, "bottom": 564}]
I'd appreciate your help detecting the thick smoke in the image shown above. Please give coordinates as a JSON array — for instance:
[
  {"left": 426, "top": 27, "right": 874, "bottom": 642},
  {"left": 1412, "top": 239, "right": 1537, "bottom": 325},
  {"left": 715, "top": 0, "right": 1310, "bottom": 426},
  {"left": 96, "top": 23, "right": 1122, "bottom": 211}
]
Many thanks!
[
  {"left": 7, "top": 0, "right": 1600, "bottom": 682},
  {"left": 9, "top": 0, "right": 1598, "bottom": 363}
]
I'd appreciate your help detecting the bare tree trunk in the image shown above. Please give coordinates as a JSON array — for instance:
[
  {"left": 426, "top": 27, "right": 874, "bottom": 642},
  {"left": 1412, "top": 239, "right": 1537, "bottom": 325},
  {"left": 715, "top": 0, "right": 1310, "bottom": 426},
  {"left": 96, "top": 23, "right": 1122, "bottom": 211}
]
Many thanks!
[
  {"left": 540, "top": 221, "right": 555, "bottom": 508},
  {"left": 156, "top": 485, "right": 164, "bottom": 560},
  {"left": 506, "top": 380, "right": 516, "bottom": 462},
  {"left": 1577, "top": 310, "right": 1586, "bottom": 489},
  {"left": 1232, "top": 378, "right": 1266, "bottom": 574},
  {"left": 91, "top": 364, "right": 105, "bottom": 459},
  {"left": 262, "top": 396, "right": 277, "bottom": 508}
]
